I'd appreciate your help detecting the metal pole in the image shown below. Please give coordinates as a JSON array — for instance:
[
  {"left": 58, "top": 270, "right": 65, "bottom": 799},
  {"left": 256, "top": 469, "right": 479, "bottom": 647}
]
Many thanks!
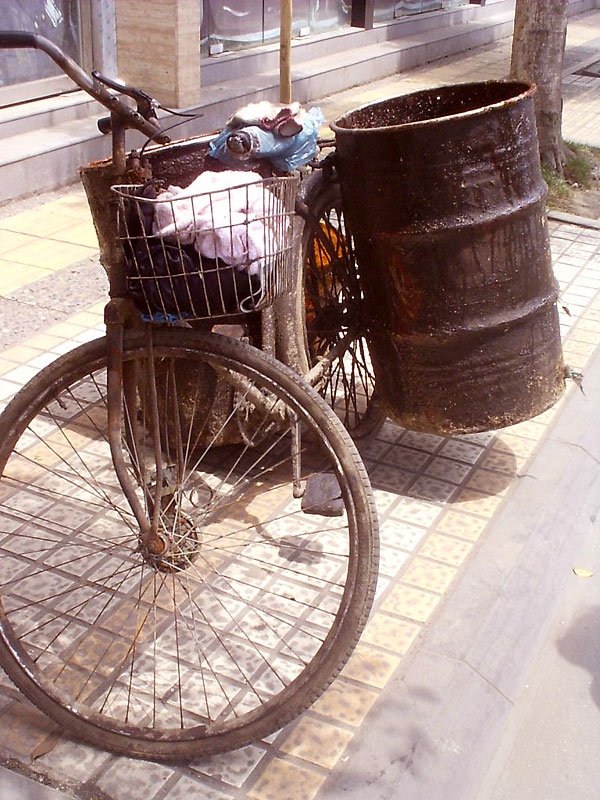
[{"left": 280, "top": 0, "right": 293, "bottom": 103}]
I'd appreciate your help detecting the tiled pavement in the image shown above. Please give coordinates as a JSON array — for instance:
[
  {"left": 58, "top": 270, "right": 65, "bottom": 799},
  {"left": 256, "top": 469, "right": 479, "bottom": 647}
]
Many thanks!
[{"left": 0, "top": 10, "right": 598, "bottom": 800}]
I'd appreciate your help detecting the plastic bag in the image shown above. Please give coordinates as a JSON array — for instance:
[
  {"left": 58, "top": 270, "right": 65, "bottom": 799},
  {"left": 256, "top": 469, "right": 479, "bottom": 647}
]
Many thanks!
[{"left": 209, "top": 107, "right": 325, "bottom": 172}]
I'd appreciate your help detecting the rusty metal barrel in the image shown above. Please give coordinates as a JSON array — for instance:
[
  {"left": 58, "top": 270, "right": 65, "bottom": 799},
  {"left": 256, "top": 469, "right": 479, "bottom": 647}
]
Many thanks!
[{"left": 331, "top": 81, "right": 564, "bottom": 434}]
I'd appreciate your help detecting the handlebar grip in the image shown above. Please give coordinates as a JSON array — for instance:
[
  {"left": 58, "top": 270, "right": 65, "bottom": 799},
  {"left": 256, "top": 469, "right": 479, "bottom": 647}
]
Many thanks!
[
  {"left": 97, "top": 116, "right": 112, "bottom": 135},
  {"left": 0, "top": 31, "right": 40, "bottom": 49}
]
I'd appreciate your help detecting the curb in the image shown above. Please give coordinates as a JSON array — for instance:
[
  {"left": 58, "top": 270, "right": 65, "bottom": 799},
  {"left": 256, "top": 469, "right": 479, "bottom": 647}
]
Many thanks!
[
  {"left": 0, "top": 765, "right": 71, "bottom": 799},
  {"left": 323, "top": 347, "right": 600, "bottom": 799},
  {"left": 548, "top": 209, "right": 600, "bottom": 229}
]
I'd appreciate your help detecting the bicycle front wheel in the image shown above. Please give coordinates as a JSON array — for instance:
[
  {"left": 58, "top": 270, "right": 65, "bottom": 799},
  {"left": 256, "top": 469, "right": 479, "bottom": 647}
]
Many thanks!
[{"left": 0, "top": 328, "right": 378, "bottom": 760}]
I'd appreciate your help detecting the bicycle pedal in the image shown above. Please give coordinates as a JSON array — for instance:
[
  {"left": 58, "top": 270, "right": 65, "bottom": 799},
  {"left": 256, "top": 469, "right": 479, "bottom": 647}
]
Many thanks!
[{"left": 301, "top": 472, "right": 343, "bottom": 516}]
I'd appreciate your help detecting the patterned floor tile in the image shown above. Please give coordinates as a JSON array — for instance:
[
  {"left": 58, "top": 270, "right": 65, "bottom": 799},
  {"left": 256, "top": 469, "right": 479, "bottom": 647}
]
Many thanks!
[
  {"left": 380, "top": 582, "right": 441, "bottom": 625},
  {"left": 438, "top": 439, "right": 485, "bottom": 464},
  {"left": 310, "top": 680, "right": 379, "bottom": 727},
  {"left": 389, "top": 498, "right": 442, "bottom": 527},
  {"left": 360, "top": 612, "right": 420, "bottom": 653},
  {"left": 340, "top": 646, "right": 402, "bottom": 688},
  {"left": 425, "top": 456, "right": 472, "bottom": 484},
  {"left": 165, "top": 775, "right": 234, "bottom": 800},
  {"left": 0, "top": 701, "right": 61, "bottom": 760},
  {"left": 419, "top": 533, "right": 474, "bottom": 567},
  {"left": 406, "top": 475, "right": 457, "bottom": 503},
  {"left": 35, "top": 738, "right": 110, "bottom": 783},
  {"left": 190, "top": 744, "right": 267, "bottom": 787},
  {"left": 435, "top": 510, "right": 489, "bottom": 541},
  {"left": 381, "top": 446, "right": 431, "bottom": 472},
  {"left": 248, "top": 758, "right": 326, "bottom": 800},
  {"left": 379, "top": 519, "right": 427, "bottom": 551},
  {"left": 279, "top": 717, "right": 354, "bottom": 769},
  {"left": 401, "top": 430, "right": 445, "bottom": 453},
  {"left": 378, "top": 545, "right": 410, "bottom": 577},
  {"left": 401, "top": 557, "right": 457, "bottom": 594},
  {"left": 453, "top": 488, "right": 504, "bottom": 517},
  {"left": 465, "top": 468, "right": 511, "bottom": 496},
  {"left": 97, "top": 757, "right": 174, "bottom": 800}
]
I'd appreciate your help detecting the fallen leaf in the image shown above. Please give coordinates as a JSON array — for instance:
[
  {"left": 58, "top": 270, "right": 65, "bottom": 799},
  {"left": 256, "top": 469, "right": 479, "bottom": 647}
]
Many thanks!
[{"left": 573, "top": 568, "right": 594, "bottom": 578}]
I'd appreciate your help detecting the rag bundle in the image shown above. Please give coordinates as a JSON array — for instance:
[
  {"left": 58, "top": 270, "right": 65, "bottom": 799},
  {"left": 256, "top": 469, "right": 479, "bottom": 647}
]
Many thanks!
[{"left": 152, "top": 170, "right": 282, "bottom": 274}]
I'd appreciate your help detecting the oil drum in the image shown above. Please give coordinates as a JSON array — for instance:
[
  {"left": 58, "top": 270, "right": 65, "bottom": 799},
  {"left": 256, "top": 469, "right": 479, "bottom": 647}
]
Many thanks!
[{"left": 331, "top": 81, "right": 564, "bottom": 434}]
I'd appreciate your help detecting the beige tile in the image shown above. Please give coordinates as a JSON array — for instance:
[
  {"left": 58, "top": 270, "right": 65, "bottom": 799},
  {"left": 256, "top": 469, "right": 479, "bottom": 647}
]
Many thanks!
[
  {"left": 310, "top": 680, "right": 378, "bottom": 727},
  {"left": 1, "top": 209, "right": 80, "bottom": 237},
  {"left": 44, "top": 321, "right": 88, "bottom": 338},
  {"left": 380, "top": 583, "right": 440, "bottom": 623},
  {"left": 340, "top": 646, "right": 401, "bottom": 688},
  {"left": 401, "top": 557, "right": 457, "bottom": 594},
  {"left": 505, "top": 419, "right": 548, "bottom": 440},
  {"left": 68, "top": 310, "right": 104, "bottom": 327},
  {"left": 2, "top": 238, "right": 96, "bottom": 271},
  {"left": 46, "top": 193, "right": 92, "bottom": 219},
  {"left": 48, "top": 221, "right": 99, "bottom": 249},
  {"left": 563, "top": 339, "right": 596, "bottom": 357},
  {"left": 479, "top": 449, "right": 526, "bottom": 475},
  {"left": 453, "top": 488, "right": 503, "bottom": 517},
  {"left": 0, "top": 358, "right": 16, "bottom": 375},
  {"left": 360, "top": 612, "right": 420, "bottom": 654},
  {"left": 568, "top": 327, "right": 599, "bottom": 344},
  {"left": 465, "top": 468, "right": 511, "bottom": 496},
  {"left": 435, "top": 510, "right": 488, "bottom": 541},
  {"left": 0, "top": 229, "right": 32, "bottom": 254},
  {"left": 492, "top": 433, "right": 539, "bottom": 459},
  {"left": 576, "top": 317, "right": 600, "bottom": 333},
  {"left": 279, "top": 717, "right": 353, "bottom": 769},
  {"left": 19, "top": 332, "right": 69, "bottom": 352},
  {"left": 420, "top": 533, "right": 473, "bottom": 566},
  {"left": 248, "top": 758, "right": 326, "bottom": 800},
  {"left": 1, "top": 344, "right": 43, "bottom": 364},
  {"left": 0, "top": 259, "right": 51, "bottom": 294}
]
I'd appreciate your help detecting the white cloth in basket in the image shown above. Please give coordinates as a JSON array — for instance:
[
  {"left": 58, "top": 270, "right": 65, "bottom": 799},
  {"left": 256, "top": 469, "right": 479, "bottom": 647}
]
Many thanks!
[{"left": 152, "top": 170, "right": 282, "bottom": 274}]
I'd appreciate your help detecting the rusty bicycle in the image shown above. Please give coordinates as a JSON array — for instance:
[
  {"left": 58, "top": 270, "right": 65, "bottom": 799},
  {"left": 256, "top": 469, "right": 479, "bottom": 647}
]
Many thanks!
[{"left": 0, "top": 29, "right": 566, "bottom": 763}]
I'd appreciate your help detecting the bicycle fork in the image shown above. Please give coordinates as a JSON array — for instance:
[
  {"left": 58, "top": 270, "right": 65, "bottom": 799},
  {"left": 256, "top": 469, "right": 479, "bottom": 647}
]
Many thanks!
[{"left": 105, "top": 301, "right": 167, "bottom": 556}]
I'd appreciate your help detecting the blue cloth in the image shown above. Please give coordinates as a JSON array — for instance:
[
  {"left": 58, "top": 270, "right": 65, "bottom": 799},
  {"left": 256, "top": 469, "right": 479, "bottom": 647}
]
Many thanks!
[{"left": 209, "top": 107, "right": 325, "bottom": 172}]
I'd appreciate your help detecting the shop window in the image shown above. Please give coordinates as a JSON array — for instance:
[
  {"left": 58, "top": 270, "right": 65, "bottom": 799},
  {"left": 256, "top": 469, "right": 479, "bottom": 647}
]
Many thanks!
[
  {"left": 0, "top": 0, "right": 87, "bottom": 104},
  {"left": 202, "top": 1, "right": 351, "bottom": 56}
]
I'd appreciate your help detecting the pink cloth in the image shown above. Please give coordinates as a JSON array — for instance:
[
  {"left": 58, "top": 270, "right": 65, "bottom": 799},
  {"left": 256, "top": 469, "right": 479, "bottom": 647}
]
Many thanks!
[{"left": 151, "top": 170, "right": 282, "bottom": 274}]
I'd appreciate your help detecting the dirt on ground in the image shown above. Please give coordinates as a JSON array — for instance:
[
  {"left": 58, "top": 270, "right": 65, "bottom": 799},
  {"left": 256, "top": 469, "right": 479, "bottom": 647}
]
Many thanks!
[{"left": 545, "top": 147, "right": 600, "bottom": 219}]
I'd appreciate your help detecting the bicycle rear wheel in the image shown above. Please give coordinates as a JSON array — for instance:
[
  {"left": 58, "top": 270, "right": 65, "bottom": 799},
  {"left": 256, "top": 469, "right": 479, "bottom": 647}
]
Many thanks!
[
  {"left": 301, "top": 173, "right": 384, "bottom": 438},
  {"left": 0, "top": 328, "right": 378, "bottom": 760}
]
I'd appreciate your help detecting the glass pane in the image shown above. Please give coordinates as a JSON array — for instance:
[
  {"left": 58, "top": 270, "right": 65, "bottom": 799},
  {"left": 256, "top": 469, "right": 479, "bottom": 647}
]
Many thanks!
[
  {"left": 374, "top": 0, "right": 443, "bottom": 22},
  {"left": 202, "top": 1, "right": 265, "bottom": 52},
  {"left": 397, "top": 1, "right": 443, "bottom": 15},
  {"left": 309, "top": 0, "right": 351, "bottom": 34},
  {"left": 0, "top": 0, "right": 81, "bottom": 88},
  {"left": 202, "top": 1, "right": 351, "bottom": 55}
]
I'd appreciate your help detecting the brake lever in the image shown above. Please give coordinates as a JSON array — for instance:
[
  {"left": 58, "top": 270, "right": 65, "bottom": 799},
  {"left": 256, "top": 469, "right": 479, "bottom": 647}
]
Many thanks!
[{"left": 92, "top": 69, "right": 158, "bottom": 121}]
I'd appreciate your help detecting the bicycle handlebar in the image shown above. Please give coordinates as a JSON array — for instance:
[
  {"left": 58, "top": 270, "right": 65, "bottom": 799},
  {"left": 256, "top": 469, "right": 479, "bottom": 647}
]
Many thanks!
[
  {"left": 0, "top": 30, "right": 169, "bottom": 144},
  {"left": 0, "top": 31, "right": 38, "bottom": 48}
]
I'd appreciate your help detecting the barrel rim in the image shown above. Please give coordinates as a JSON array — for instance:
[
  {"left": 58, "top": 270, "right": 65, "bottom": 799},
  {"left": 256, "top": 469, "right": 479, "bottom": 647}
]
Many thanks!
[{"left": 331, "top": 79, "right": 536, "bottom": 135}]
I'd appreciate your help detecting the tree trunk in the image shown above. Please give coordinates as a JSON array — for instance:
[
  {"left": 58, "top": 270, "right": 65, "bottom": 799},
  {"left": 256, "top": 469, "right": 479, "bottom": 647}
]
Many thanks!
[{"left": 510, "top": 0, "right": 568, "bottom": 175}]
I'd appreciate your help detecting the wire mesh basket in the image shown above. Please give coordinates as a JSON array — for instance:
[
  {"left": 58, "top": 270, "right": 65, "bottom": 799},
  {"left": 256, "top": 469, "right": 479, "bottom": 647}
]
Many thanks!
[{"left": 112, "top": 173, "right": 300, "bottom": 321}]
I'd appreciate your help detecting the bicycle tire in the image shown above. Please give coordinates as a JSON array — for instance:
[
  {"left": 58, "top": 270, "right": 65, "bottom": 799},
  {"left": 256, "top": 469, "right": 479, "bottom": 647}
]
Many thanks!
[
  {"left": 301, "top": 173, "right": 384, "bottom": 438},
  {"left": 0, "top": 328, "right": 378, "bottom": 760}
]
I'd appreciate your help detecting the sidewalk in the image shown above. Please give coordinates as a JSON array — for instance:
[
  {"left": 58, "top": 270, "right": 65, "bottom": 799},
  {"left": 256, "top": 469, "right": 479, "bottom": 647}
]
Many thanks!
[{"left": 0, "top": 10, "right": 599, "bottom": 800}]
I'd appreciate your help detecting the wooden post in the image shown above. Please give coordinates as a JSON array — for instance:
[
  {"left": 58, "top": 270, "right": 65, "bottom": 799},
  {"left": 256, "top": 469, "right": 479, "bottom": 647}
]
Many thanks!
[{"left": 280, "top": 0, "right": 293, "bottom": 103}]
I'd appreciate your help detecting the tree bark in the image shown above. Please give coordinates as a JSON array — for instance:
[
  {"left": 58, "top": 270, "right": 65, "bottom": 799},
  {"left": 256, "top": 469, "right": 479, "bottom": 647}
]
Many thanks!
[{"left": 510, "top": 0, "right": 568, "bottom": 174}]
